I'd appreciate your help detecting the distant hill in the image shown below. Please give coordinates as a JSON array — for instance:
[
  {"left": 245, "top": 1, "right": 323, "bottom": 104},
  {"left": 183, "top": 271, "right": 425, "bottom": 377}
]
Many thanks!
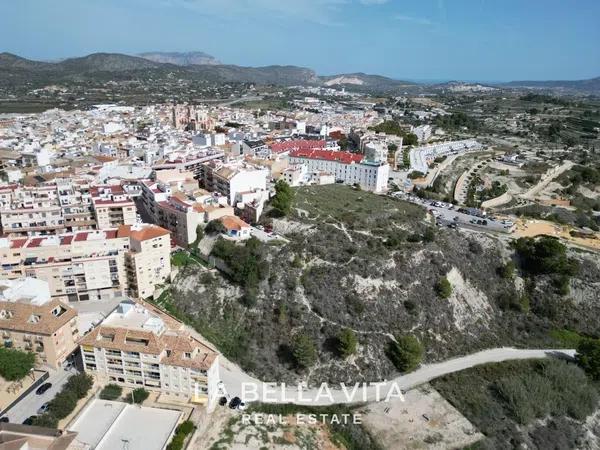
[
  {"left": 0, "top": 52, "right": 405, "bottom": 90},
  {"left": 2, "top": 51, "right": 596, "bottom": 95},
  {"left": 502, "top": 76, "right": 600, "bottom": 94},
  {"left": 58, "top": 53, "right": 162, "bottom": 72},
  {"left": 320, "top": 72, "right": 416, "bottom": 91},
  {"left": 139, "top": 51, "right": 221, "bottom": 66},
  {"left": 0, "top": 52, "right": 54, "bottom": 71}
]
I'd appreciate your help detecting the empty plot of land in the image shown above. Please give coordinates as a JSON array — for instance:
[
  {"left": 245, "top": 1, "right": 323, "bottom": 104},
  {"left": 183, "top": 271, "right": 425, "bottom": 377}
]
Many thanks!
[{"left": 362, "top": 385, "right": 483, "bottom": 450}]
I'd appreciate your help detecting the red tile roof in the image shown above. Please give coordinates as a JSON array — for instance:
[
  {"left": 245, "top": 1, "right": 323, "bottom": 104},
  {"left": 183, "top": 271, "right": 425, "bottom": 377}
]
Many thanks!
[
  {"left": 289, "top": 149, "right": 364, "bottom": 164},
  {"left": 271, "top": 139, "right": 326, "bottom": 154}
]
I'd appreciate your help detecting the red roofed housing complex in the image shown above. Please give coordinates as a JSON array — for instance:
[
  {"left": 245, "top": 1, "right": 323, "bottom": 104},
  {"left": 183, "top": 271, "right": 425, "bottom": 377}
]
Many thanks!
[{"left": 288, "top": 148, "right": 390, "bottom": 192}]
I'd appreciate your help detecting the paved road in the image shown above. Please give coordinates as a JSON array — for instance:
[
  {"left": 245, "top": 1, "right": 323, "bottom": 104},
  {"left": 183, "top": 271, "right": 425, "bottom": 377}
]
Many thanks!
[
  {"left": 391, "top": 191, "right": 513, "bottom": 234},
  {"left": 6, "top": 367, "right": 77, "bottom": 423},
  {"left": 218, "top": 347, "right": 575, "bottom": 406}
]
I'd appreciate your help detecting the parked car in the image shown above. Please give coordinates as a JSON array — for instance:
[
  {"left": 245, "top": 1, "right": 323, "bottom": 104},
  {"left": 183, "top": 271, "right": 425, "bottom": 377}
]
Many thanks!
[
  {"left": 238, "top": 401, "right": 246, "bottom": 411},
  {"left": 229, "top": 397, "right": 242, "bottom": 409},
  {"left": 219, "top": 396, "right": 228, "bottom": 406},
  {"left": 37, "top": 403, "right": 49, "bottom": 414},
  {"left": 36, "top": 383, "right": 52, "bottom": 395},
  {"left": 23, "top": 416, "right": 36, "bottom": 425}
]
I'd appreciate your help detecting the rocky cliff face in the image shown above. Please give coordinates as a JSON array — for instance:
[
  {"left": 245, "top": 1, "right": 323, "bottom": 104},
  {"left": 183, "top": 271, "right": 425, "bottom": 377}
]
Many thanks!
[{"left": 168, "top": 185, "right": 600, "bottom": 384}]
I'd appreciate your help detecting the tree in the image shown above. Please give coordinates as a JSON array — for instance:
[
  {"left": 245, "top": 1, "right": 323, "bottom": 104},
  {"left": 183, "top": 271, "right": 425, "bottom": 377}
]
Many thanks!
[
  {"left": 387, "top": 335, "right": 424, "bottom": 372},
  {"left": 65, "top": 373, "right": 94, "bottom": 399},
  {"left": 48, "top": 391, "right": 78, "bottom": 419},
  {"left": 271, "top": 180, "right": 294, "bottom": 216},
  {"left": 99, "top": 383, "right": 123, "bottom": 401},
  {"left": 131, "top": 387, "right": 150, "bottom": 404},
  {"left": 403, "top": 133, "right": 418, "bottom": 146},
  {"left": 408, "top": 171, "right": 425, "bottom": 180},
  {"left": 435, "top": 277, "right": 452, "bottom": 299},
  {"left": 292, "top": 334, "right": 317, "bottom": 369},
  {"left": 337, "top": 328, "right": 358, "bottom": 358},
  {"left": 387, "top": 143, "right": 398, "bottom": 157},
  {"left": 32, "top": 414, "right": 58, "bottom": 428},
  {"left": 576, "top": 338, "right": 600, "bottom": 380},
  {"left": 205, "top": 219, "right": 226, "bottom": 235},
  {"left": 498, "top": 261, "right": 516, "bottom": 279},
  {"left": 0, "top": 348, "right": 36, "bottom": 381}
]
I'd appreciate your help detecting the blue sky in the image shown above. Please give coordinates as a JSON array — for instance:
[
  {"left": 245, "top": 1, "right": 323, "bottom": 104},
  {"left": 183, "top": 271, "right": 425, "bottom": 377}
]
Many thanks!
[{"left": 2, "top": 0, "right": 599, "bottom": 81}]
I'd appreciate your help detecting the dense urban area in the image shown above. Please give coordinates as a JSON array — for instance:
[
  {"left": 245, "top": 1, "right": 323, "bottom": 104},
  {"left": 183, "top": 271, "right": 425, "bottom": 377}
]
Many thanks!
[{"left": 0, "top": 50, "right": 599, "bottom": 450}]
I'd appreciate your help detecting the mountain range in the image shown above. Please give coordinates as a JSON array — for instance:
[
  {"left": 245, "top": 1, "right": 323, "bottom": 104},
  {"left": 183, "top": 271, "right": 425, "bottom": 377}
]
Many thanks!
[
  {"left": 0, "top": 51, "right": 598, "bottom": 95},
  {"left": 138, "top": 51, "right": 221, "bottom": 66}
]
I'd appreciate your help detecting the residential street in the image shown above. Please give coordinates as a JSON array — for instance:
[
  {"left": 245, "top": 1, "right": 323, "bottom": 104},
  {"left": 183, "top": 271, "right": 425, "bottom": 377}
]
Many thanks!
[
  {"left": 5, "top": 367, "right": 77, "bottom": 424},
  {"left": 218, "top": 348, "right": 575, "bottom": 406}
]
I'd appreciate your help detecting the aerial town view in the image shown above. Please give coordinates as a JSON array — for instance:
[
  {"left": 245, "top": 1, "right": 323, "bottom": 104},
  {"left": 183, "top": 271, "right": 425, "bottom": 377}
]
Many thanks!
[{"left": 1, "top": 1, "right": 600, "bottom": 449}]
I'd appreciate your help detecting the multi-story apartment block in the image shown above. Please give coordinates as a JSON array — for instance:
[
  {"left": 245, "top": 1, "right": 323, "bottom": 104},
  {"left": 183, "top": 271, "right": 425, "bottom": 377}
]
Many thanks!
[
  {"left": 0, "top": 224, "right": 171, "bottom": 302},
  {"left": 0, "top": 277, "right": 79, "bottom": 368},
  {"left": 198, "top": 161, "right": 269, "bottom": 205},
  {"left": 288, "top": 149, "right": 389, "bottom": 192},
  {"left": 0, "top": 181, "right": 137, "bottom": 237},
  {"left": 80, "top": 300, "right": 219, "bottom": 406},
  {"left": 139, "top": 180, "right": 233, "bottom": 246},
  {"left": 90, "top": 185, "right": 137, "bottom": 230},
  {"left": 151, "top": 151, "right": 224, "bottom": 180},
  {"left": 0, "top": 184, "right": 66, "bottom": 236}
]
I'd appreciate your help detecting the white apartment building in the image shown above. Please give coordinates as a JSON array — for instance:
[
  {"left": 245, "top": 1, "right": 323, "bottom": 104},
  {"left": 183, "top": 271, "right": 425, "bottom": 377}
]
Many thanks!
[
  {"left": 288, "top": 149, "right": 389, "bottom": 192},
  {"left": 409, "top": 139, "right": 483, "bottom": 174},
  {"left": 199, "top": 161, "right": 269, "bottom": 205},
  {"left": 80, "top": 300, "right": 220, "bottom": 407},
  {"left": 91, "top": 185, "right": 137, "bottom": 230},
  {"left": 0, "top": 181, "right": 137, "bottom": 237},
  {"left": 0, "top": 224, "right": 171, "bottom": 302}
]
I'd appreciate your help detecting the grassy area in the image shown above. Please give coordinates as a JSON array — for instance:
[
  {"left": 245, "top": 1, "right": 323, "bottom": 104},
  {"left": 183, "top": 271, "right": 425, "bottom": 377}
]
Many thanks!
[
  {"left": 432, "top": 359, "right": 598, "bottom": 449},
  {"left": 293, "top": 184, "right": 425, "bottom": 227},
  {"left": 549, "top": 328, "right": 587, "bottom": 348},
  {"left": 170, "top": 250, "right": 212, "bottom": 268}
]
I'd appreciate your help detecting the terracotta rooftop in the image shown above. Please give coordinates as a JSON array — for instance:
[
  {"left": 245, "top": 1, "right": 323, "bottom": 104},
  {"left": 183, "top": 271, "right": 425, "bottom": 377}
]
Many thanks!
[
  {"left": 0, "top": 299, "right": 77, "bottom": 335},
  {"left": 219, "top": 215, "right": 250, "bottom": 231},
  {"left": 290, "top": 148, "right": 364, "bottom": 164}
]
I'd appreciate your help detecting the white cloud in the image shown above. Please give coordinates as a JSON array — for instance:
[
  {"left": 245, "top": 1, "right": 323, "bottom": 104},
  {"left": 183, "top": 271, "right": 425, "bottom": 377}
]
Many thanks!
[{"left": 394, "top": 14, "right": 434, "bottom": 26}]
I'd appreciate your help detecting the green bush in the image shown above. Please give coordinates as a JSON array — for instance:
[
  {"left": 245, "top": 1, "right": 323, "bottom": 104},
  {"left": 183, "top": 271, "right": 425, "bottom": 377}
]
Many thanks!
[
  {"left": 498, "top": 261, "right": 516, "bottom": 279},
  {"left": 65, "top": 373, "right": 94, "bottom": 399},
  {"left": 131, "top": 387, "right": 150, "bottom": 404},
  {"left": 167, "top": 420, "right": 196, "bottom": 450},
  {"left": 99, "top": 383, "right": 123, "bottom": 401},
  {"left": 205, "top": 219, "right": 226, "bottom": 235},
  {"left": 48, "top": 391, "right": 77, "bottom": 419},
  {"left": 32, "top": 413, "right": 59, "bottom": 428},
  {"left": 0, "top": 347, "right": 35, "bottom": 381},
  {"left": 435, "top": 277, "right": 452, "bottom": 299},
  {"left": 386, "top": 335, "right": 424, "bottom": 372},
  {"left": 576, "top": 338, "right": 600, "bottom": 380},
  {"left": 211, "top": 237, "right": 269, "bottom": 305},
  {"left": 337, "top": 328, "right": 358, "bottom": 358},
  {"left": 292, "top": 334, "right": 317, "bottom": 369}
]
